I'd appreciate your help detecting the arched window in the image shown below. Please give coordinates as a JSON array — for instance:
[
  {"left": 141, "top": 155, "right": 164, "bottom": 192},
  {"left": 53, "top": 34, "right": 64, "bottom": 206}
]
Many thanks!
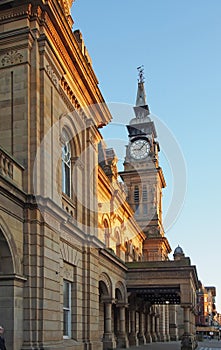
[{"left": 62, "top": 132, "right": 71, "bottom": 197}]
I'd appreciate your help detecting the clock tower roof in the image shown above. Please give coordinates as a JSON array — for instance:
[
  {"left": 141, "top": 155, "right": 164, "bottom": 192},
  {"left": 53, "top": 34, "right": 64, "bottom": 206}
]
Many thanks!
[
  {"left": 131, "top": 66, "right": 150, "bottom": 122},
  {"left": 136, "top": 80, "right": 147, "bottom": 107},
  {"left": 127, "top": 67, "right": 156, "bottom": 137}
]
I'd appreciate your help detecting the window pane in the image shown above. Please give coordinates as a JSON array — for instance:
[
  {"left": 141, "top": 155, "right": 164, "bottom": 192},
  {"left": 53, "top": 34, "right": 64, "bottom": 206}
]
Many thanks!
[
  {"left": 65, "top": 164, "right": 70, "bottom": 196},
  {"left": 62, "top": 140, "right": 71, "bottom": 197},
  {"left": 62, "top": 162, "right": 66, "bottom": 193},
  {"left": 63, "top": 310, "right": 69, "bottom": 336},
  {"left": 63, "top": 281, "right": 69, "bottom": 308},
  {"left": 63, "top": 280, "right": 71, "bottom": 338}
]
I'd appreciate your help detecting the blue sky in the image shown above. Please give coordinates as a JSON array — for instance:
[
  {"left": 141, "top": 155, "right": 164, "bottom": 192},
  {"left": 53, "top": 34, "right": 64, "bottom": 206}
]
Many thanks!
[{"left": 72, "top": 1, "right": 221, "bottom": 309}]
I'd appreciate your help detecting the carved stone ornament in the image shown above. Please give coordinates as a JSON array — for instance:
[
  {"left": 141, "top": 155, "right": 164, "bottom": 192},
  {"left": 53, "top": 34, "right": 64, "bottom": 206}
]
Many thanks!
[
  {"left": 1, "top": 50, "right": 23, "bottom": 67},
  {"left": 46, "top": 65, "right": 59, "bottom": 88},
  {"left": 58, "top": 0, "right": 74, "bottom": 16}
]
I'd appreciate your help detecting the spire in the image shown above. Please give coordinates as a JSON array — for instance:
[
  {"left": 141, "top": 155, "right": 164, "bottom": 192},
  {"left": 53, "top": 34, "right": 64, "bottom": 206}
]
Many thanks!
[
  {"left": 136, "top": 66, "right": 147, "bottom": 107},
  {"left": 134, "top": 66, "right": 150, "bottom": 118}
]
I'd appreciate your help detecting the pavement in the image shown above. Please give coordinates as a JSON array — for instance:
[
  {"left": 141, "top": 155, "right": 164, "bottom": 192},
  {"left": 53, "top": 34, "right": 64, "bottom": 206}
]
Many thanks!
[
  {"left": 116, "top": 340, "right": 221, "bottom": 350},
  {"left": 197, "top": 339, "right": 221, "bottom": 349},
  {"left": 121, "top": 342, "right": 180, "bottom": 349}
]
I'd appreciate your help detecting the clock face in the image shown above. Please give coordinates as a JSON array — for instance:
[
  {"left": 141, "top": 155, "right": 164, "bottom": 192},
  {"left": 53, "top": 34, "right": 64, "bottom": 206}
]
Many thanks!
[{"left": 129, "top": 139, "right": 150, "bottom": 160}]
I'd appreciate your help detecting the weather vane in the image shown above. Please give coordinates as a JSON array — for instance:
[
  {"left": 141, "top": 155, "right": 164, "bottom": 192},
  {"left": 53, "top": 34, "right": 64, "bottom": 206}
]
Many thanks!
[{"left": 137, "top": 65, "right": 145, "bottom": 83}]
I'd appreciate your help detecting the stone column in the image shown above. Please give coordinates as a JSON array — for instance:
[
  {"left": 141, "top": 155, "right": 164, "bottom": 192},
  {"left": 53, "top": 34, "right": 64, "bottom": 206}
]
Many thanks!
[
  {"left": 184, "top": 306, "right": 190, "bottom": 334},
  {"left": 103, "top": 301, "right": 116, "bottom": 350},
  {"left": 155, "top": 314, "right": 161, "bottom": 341},
  {"left": 151, "top": 311, "right": 157, "bottom": 342},
  {"left": 169, "top": 304, "right": 178, "bottom": 341},
  {"left": 181, "top": 305, "right": 196, "bottom": 350},
  {"left": 159, "top": 305, "right": 166, "bottom": 341},
  {"left": 128, "top": 309, "right": 138, "bottom": 346},
  {"left": 190, "top": 311, "right": 196, "bottom": 336},
  {"left": 116, "top": 304, "right": 129, "bottom": 348},
  {"left": 138, "top": 311, "right": 146, "bottom": 345},
  {"left": 165, "top": 303, "right": 170, "bottom": 341},
  {"left": 125, "top": 308, "right": 130, "bottom": 339},
  {"left": 145, "top": 313, "right": 152, "bottom": 343}
]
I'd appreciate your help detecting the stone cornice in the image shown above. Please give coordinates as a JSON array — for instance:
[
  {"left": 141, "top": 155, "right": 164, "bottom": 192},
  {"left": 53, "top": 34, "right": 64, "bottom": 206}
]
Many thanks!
[
  {"left": 99, "top": 248, "right": 128, "bottom": 272},
  {"left": 41, "top": 14, "right": 111, "bottom": 127},
  {"left": 0, "top": 2, "right": 112, "bottom": 127},
  {"left": 0, "top": 274, "right": 27, "bottom": 282},
  {"left": 41, "top": 7, "right": 111, "bottom": 126},
  {"left": 0, "top": 177, "right": 26, "bottom": 207},
  {"left": 126, "top": 260, "right": 199, "bottom": 290},
  {"left": 0, "top": 3, "right": 32, "bottom": 22}
]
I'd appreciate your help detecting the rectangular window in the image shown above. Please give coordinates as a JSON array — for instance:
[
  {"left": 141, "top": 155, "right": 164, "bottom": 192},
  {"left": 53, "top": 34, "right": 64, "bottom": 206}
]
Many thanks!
[
  {"left": 134, "top": 186, "right": 139, "bottom": 202},
  {"left": 142, "top": 185, "right": 148, "bottom": 202},
  {"left": 63, "top": 280, "right": 71, "bottom": 338}
]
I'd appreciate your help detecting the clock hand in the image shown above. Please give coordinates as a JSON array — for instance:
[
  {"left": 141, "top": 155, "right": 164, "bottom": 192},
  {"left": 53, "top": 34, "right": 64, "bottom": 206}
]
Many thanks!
[{"left": 139, "top": 143, "right": 146, "bottom": 150}]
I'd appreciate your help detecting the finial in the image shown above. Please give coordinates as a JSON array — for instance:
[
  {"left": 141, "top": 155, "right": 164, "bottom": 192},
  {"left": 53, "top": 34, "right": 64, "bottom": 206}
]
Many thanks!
[
  {"left": 135, "top": 65, "right": 148, "bottom": 109},
  {"left": 137, "top": 65, "right": 145, "bottom": 84}
]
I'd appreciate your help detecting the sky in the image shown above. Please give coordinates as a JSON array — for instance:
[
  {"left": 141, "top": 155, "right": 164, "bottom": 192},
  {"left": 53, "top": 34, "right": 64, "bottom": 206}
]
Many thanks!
[{"left": 71, "top": 1, "right": 221, "bottom": 309}]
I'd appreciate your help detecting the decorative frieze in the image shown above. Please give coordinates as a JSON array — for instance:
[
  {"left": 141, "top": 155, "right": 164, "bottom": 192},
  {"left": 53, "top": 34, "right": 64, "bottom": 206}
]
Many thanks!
[
  {"left": 60, "top": 77, "right": 80, "bottom": 109},
  {"left": 1, "top": 49, "right": 23, "bottom": 67},
  {"left": 59, "top": 77, "right": 88, "bottom": 122}
]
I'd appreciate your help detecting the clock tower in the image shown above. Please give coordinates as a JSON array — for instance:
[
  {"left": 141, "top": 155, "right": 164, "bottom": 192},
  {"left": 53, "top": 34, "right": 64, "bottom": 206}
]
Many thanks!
[{"left": 120, "top": 67, "right": 171, "bottom": 261}]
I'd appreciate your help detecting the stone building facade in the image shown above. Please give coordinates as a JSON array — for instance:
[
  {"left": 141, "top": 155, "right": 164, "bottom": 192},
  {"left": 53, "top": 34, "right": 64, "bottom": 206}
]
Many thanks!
[
  {"left": 196, "top": 284, "right": 217, "bottom": 327},
  {"left": 0, "top": 1, "right": 198, "bottom": 350}
]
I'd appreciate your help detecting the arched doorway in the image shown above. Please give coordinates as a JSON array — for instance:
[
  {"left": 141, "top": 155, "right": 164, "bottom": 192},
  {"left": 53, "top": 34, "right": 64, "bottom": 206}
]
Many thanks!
[
  {"left": 114, "top": 283, "right": 129, "bottom": 348},
  {"left": 114, "top": 288, "right": 123, "bottom": 339},
  {"left": 0, "top": 230, "right": 14, "bottom": 274},
  {"left": 0, "top": 228, "right": 24, "bottom": 350},
  {"left": 99, "top": 280, "right": 109, "bottom": 342},
  {"left": 99, "top": 274, "right": 116, "bottom": 350}
]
